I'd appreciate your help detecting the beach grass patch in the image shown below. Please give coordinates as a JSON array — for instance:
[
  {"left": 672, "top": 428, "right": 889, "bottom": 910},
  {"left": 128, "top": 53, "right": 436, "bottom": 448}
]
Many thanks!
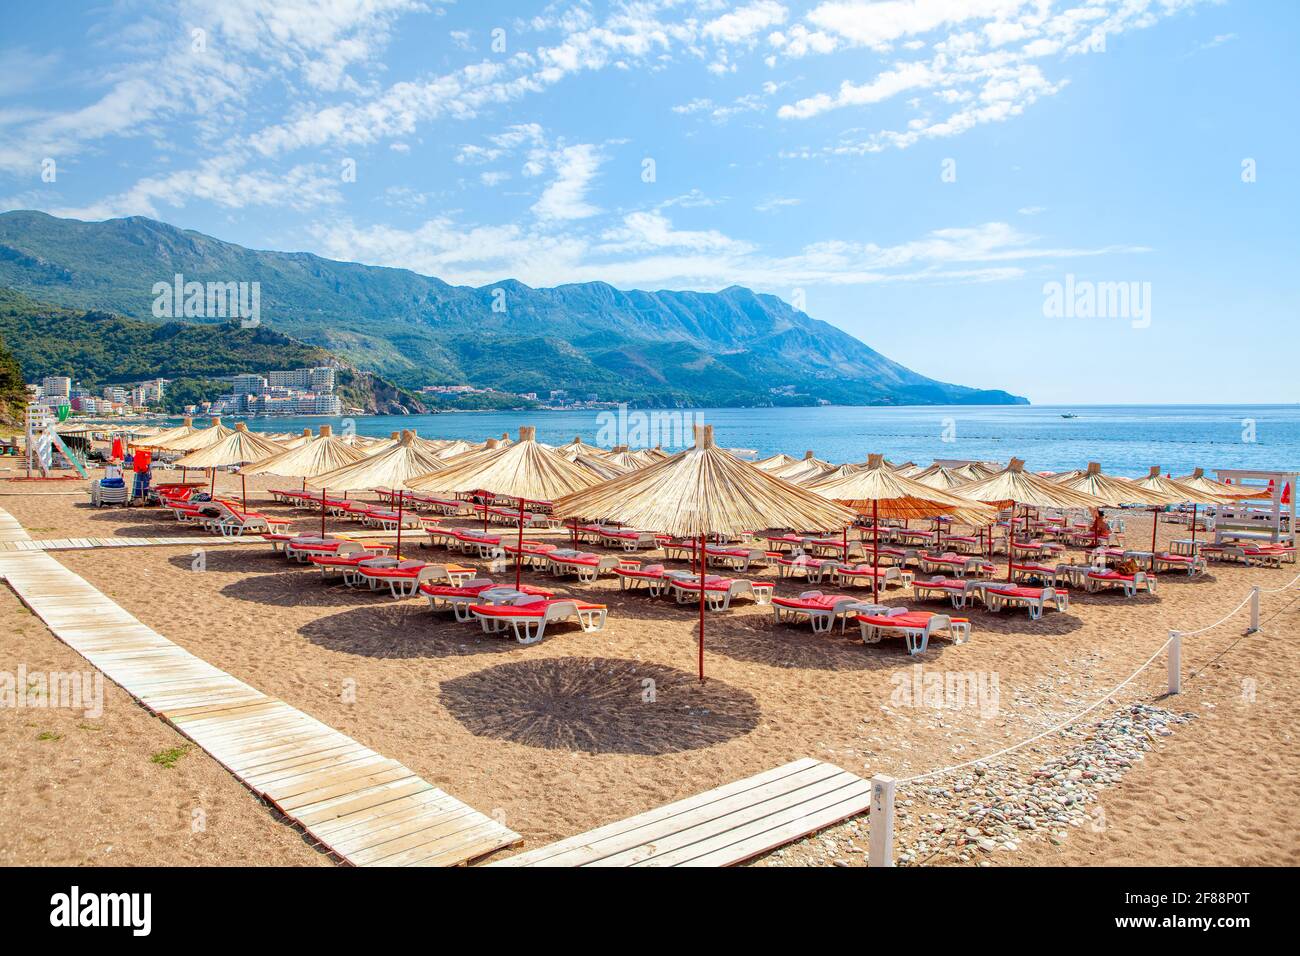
[{"left": 151, "top": 745, "right": 191, "bottom": 769}]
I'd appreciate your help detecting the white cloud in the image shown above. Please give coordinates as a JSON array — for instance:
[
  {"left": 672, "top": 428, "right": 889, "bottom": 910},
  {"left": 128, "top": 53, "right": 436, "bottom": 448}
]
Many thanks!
[
  {"left": 531, "top": 144, "right": 603, "bottom": 221},
  {"left": 755, "top": 197, "right": 801, "bottom": 212},
  {"left": 310, "top": 212, "right": 1147, "bottom": 292},
  {"left": 703, "top": 1, "right": 789, "bottom": 44}
]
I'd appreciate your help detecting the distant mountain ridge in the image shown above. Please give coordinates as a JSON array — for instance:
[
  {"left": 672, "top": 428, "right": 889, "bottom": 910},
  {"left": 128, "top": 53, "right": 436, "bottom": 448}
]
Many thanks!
[
  {"left": 0, "top": 287, "right": 426, "bottom": 415},
  {"left": 0, "top": 210, "right": 1028, "bottom": 408}
]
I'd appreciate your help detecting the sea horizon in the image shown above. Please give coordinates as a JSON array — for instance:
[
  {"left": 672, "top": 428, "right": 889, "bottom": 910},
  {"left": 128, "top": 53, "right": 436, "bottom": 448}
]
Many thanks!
[{"left": 206, "top": 402, "right": 1300, "bottom": 477}]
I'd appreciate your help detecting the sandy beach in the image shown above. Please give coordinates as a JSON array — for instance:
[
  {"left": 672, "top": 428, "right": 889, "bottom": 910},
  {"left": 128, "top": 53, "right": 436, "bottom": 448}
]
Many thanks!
[{"left": 1, "top": 467, "right": 1296, "bottom": 867}]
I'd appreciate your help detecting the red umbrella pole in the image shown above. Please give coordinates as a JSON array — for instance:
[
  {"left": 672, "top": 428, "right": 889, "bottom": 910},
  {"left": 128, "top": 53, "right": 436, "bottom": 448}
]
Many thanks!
[
  {"left": 571, "top": 517, "right": 579, "bottom": 549},
  {"left": 395, "top": 490, "right": 404, "bottom": 559},
  {"left": 1150, "top": 506, "right": 1159, "bottom": 572},
  {"left": 241, "top": 473, "right": 247, "bottom": 511},
  {"left": 698, "top": 535, "right": 707, "bottom": 683},
  {"left": 320, "top": 487, "right": 327, "bottom": 537},
  {"left": 515, "top": 496, "right": 525, "bottom": 590},
  {"left": 1006, "top": 502, "right": 1016, "bottom": 584},
  {"left": 872, "top": 499, "right": 880, "bottom": 605},
  {"left": 1190, "top": 503, "right": 1198, "bottom": 547}
]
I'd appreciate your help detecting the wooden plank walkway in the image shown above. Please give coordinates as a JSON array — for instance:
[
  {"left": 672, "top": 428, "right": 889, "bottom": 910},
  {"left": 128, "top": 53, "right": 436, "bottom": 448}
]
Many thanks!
[
  {"left": 0, "top": 508, "right": 520, "bottom": 866},
  {"left": 0, "top": 535, "right": 247, "bottom": 553},
  {"left": 492, "top": 758, "right": 871, "bottom": 867},
  {"left": 0, "top": 528, "right": 420, "bottom": 553}
]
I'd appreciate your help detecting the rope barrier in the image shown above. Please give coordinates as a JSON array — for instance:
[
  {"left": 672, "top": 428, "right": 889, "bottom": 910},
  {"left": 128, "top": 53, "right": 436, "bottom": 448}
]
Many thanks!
[
  {"left": 1171, "top": 588, "right": 1257, "bottom": 637},
  {"left": 895, "top": 571, "right": 1287, "bottom": 787},
  {"left": 1258, "top": 569, "right": 1300, "bottom": 594},
  {"left": 898, "top": 635, "right": 1174, "bottom": 785}
]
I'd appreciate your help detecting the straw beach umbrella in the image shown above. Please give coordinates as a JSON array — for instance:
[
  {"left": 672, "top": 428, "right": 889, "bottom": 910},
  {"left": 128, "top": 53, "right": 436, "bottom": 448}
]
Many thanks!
[
  {"left": 1131, "top": 466, "right": 1229, "bottom": 556},
  {"left": 553, "top": 425, "right": 856, "bottom": 681},
  {"left": 1176, "top": 468, "right": 1270, "bottom": 501},
  {"left": 308, "top": 431, "right": 446, "bottom": 553},
  {"left": 956, "top": 458, "right": 1107, "bottom": 581},
  {"left": 1172, "top": 469, "right": 1273, "bottom": 550},
  {"left": 811, "top": 454, "right": 997, "bottom": 602},
  {"left": 174, "top": 423, "right": 286, "bottom": 508},
  {"left": 138, "top": 416, "right": 198, "bottom": 450},
  {"left": 558, "top": 436, "right": 606, "bottom": 461},
  {"left": 1054, "top": 462, "right": 1183, "bottom": 507},
  {"left": 158, "top": 416, "right": 234, "bottom": 452},
  {"left": 408, "top": 426, "right": 601, "bottom": 588},
  {"left": 751, "top": 452, "right": 799, "bottom": 473},
  {"left": 772, "top": 450, "right": 835, "bottom": 486},
  {"left": 239, "top": 424, "right": 369, "bottom": 500},
  {"left": 910, "top": 464, "right": 972, "bottom": 492}
]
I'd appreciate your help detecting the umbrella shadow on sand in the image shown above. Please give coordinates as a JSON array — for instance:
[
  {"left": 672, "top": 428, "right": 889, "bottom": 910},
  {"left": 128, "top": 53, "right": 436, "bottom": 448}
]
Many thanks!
[
  {"left": 166, "top": 550, "right": 282, "bottom": 574},
  {"left": 440, "top": 657, "right": 760, "bottom": 755},
  {"left": 215, "top": 568, "right": 382, "bottom": 609},
  {"left": 299, "top": 602, "right": 519, "bottom": 659}
]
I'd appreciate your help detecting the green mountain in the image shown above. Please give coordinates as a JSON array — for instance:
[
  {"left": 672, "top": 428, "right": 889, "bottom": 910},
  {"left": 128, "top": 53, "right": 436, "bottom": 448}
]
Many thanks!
[
  {"left": 0, "top": 210, "right": 1027, "bottom": 407},
  {"left": 0, "top": 287, "right": 427, "bottom": 415}
]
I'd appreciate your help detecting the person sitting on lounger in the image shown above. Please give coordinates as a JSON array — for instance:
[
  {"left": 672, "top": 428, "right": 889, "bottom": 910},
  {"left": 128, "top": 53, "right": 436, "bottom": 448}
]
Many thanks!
[{"left": 1089, "top": 508, "right": 1111, "bottom": 541}]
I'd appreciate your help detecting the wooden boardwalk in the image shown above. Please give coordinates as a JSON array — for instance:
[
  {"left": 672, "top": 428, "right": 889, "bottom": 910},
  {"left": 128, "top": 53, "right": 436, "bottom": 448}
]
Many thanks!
[
  {"left": 492, "top": 758, "right": 871, "bottom": 867},
  {"left": 0, "top": 535, "right": 248, "bottom": 553},
  {"left": 0, "top": 508, "right": 520, "bottom": 866}
]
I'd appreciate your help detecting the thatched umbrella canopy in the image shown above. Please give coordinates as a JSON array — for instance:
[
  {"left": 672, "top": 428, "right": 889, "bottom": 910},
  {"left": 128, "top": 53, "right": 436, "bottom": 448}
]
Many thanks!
[
  {"left": 557, "top": 436, "right": 606, "bottom": 461},
  {"left": 410, "top": 426, "right": 599, "bottom": 501},
  {"left": 751, "top": 452, "right": 799, "bottom": 473},
  {"left": 363, "top": 431, "right": 403, "bottom": 455},
  {"left": 409, "top": 426, "right": 602, "bottom": 587},
  {"left": 573, "top": 454, "right": 629, "bottom": 481},
  {"left": 1052, "top": 462, "right": 1182, "bottom": 507},
  {"left": 308, "top": 431, "right": 447, "bottom": 553},
  {"left": 433, "top": 439, "right": 479, "bottom": 460},
  {"left": 600, "top": 446, "right": 655, "bottom": 472},
  {"left": 553, "top": 425, "right": 855, "bottom": 680},
  {"left": 1131, "top": 466, "right": 1231, "bottom": 555},
  {"left": 955, "top": 462, "right": 999, "bottom": 481},
  {"left": 812, "top": 454, "right": 997, "bottom": 602},
  {"left": 156, "top": 417, "right": 233, "bottom": 452},
  {"left": 810, "top": 462, "right": 864, "bottom": 485},
  {"left": 910, "top": 464, "right": 970, "bottom": 492},
  {"left": 174, "top": 423, "right": 287, "bottom": 507},
  {"left": 137, "top": 416, "right": 197, "bottom": 450},
  {"left": 771, "top": 450, "right": 835, "bottom": 486},
  {"left": 1176, "top": 467, "right": 1270, "bottom": 500},
  {"left": 956, "top": 458, "right": 1107, "bottom": 580},
  {"left": 240, "top": 424, "right": 369, "bottom": 483},
  {"left": 277, "top": 428, "right": 314, "bottom": 450}
]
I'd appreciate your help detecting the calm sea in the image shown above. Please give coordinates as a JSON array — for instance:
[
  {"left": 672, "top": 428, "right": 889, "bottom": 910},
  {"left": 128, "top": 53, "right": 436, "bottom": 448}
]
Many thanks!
[{"left": 232, "top": 404, "right": 1300, "bottom": 477}]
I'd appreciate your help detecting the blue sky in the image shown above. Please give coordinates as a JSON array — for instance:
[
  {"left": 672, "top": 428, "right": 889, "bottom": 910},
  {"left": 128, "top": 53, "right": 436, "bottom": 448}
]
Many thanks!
[{"left": 1, "top": 0, "right": 1296, "bottom": 404}]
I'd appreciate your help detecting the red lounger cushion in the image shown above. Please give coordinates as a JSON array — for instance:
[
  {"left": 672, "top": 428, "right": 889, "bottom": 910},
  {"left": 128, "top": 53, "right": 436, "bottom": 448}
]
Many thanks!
[
  {"left": 855, "top": 612, "right": 967, "bottom": 628},
  {"left": 771, "top": 595, "right": 853, "bottom": 610},
  {"left": 472, "top": 600, "right": 605, "bottom": 617},
  {"left": 672, "top": 579, "right": 738, "bottom": 592},
  {"left": 359, "top": 565, "right": 427, "bottom": 579},
  {"left": 987, "top": 586, "right": 1061, "bottom": 598},
  {"left": 421, "top": 583, "right": 553, "bottom": 598},
  {"left": 1087, "top": 571, "right": 1143, "bottom": 582},
  {"left": 310, "top": 555, "right": 373, "bottom": 568}
]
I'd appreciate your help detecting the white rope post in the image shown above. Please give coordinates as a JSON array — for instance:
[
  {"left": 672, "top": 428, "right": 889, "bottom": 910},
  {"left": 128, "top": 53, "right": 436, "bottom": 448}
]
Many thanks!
[
  {"left": 1247, "top": 586, "right": 1260, "bottom": 634},
  {"left": 869, "top": 774, "right": 896, "bottom": 867},
  {"left": 1167, "top": 630, "right": 1181, "bottom": 695}
]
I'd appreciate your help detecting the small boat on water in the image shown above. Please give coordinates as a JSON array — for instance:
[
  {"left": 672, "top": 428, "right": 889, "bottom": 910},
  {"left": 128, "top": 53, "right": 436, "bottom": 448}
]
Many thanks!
[{"left": 1060, "top": 413, "right": 1078, "bottom": 419}]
